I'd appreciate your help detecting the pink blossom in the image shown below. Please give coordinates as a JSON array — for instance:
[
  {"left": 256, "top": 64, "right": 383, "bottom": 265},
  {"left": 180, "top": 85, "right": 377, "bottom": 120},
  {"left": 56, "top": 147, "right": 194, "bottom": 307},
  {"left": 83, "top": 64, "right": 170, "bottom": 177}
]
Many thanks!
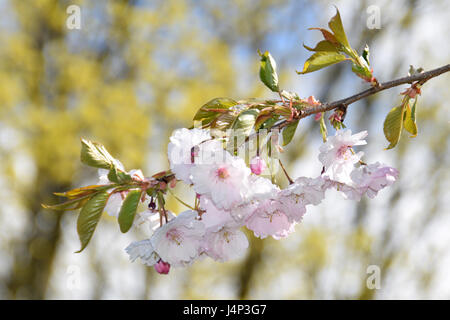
[
  {"left": 228, "top": 175, "right": 279, "bottom": 223},
  {"left": 151, "top": 210, "right": 205, "bottom": 267},
  {"left": 328, "top": 162, "right": 399, "bottom": 201},
  {"left": 284, "top": 176, "right": 326, "bottom": 206},
  {"left": 201, "top": 227, "right": 249, "bottom": 262},
  {"left": 228, "top": 202, "right": 258, "bottom": 224},
  {"left": 199, "top": 197, "right": 238, "bottom": 231},
  {"left": 191, "top": 152, "right": 251, "bottom": 210},
  {"left": 276, "top": 194, "right": 307, "bottom": 223},
  {"left": 350, "top": 162, "right": 399, "bottom": 199},
  {"left": 154, "top": 259, "right": 171, "bottom": 274},
  {"left": 319, "top": 129, "right": 367, "bottom": 184},
  {"left": 245, "top": 199, "right": 295, "bottom": 239},
  {"left": 246, "top": 175, "right": 279, "bottom": 201},
  {"left": 250, "top": 156, "right": 267, "bottom": 175}
]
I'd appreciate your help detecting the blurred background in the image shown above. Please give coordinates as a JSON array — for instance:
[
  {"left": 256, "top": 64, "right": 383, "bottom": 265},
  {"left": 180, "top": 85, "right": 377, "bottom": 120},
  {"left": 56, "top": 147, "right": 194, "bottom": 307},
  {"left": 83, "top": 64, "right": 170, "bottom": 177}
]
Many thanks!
[{"left": 0, "top": 0, "right": 449, "bottom": 299}]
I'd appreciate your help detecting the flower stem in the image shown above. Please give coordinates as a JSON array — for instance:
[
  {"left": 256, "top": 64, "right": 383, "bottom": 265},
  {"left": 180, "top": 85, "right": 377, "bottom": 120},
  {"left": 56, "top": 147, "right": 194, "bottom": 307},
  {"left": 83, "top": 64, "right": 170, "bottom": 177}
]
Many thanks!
[
  {"left": 168, "top": 188, "right": 195, "bottom": 210},
  {"left": 279, "top": 159, "right": 294, "bottom": 184}
]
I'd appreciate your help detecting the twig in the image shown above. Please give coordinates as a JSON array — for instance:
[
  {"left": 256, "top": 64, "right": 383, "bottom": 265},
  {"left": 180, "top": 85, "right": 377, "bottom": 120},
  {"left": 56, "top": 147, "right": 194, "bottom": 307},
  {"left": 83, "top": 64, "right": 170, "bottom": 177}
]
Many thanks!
[{"left": 273, "top": 64, "right": 450, "bottom": 130}]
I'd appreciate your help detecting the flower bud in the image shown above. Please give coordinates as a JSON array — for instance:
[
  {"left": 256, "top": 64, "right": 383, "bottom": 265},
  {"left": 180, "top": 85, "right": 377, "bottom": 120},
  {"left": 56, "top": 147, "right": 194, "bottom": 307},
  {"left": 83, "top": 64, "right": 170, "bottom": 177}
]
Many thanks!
[
  {"left": 250, "top": 156, "right": 266, "bottom": 175},
  {"left": 307, "top": 95, "right": 320, "bottom": 106},
  {"left": 154, "top": 259, "right": 170, "bottom": 274},
  {"left": 314, "top": 112, "right": 323, "bottom": 121}
]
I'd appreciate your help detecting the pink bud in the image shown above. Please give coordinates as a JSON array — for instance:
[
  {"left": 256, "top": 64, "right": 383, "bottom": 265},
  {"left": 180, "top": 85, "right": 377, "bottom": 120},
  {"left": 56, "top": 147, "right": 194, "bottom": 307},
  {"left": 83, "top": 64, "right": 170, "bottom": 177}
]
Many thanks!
[
  {"left": 154, "top": 259, "right": 170, "bottom": 274},
  {"left": 314, "top": 112, "right": 323, "bottom": 121},
  {"left": 328, "top": 112, "right": 342, "bottom": 123},
  {"left": 307, "top": 95, "right": 320, "bottom": 106},
  {"left": 250, "top": 156, "right": 266, "bottom": 175}
]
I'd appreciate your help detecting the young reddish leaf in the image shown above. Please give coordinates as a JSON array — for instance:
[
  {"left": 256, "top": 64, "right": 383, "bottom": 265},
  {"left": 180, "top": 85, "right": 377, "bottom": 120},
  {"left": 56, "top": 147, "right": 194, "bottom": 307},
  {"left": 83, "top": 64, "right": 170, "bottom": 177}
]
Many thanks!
[
  {"left": 308, "top": 28, "right": 339, "bottom": 45},
  {"left": 76, "top": 191, "right": 109, "bottom": 253},
  {"left": 254, "top": 111, "right": 274, "bottom": 131},
  {"left": 303, "top": 40, "right": 338, "bottom": 52},
  {"left": 42, "top": 193, "right": 94, "bottom": 211},
  {"left": 54, "top": 185, "right": 109, "bottom": 199},
  {"left": 152, "top": 170, "right": 170, "bottom": 179},
  {"left": 118, "top": 189, "right": 142, "bottom": 233},
  {"left": 328, "top": 8, "right": 351, "bottom": 50},
  {"left": 297, "top": 52, "right": 347, "bottom": 74},
  {"left": 193, "top": 98, "right": 237, "bottom": 122}
]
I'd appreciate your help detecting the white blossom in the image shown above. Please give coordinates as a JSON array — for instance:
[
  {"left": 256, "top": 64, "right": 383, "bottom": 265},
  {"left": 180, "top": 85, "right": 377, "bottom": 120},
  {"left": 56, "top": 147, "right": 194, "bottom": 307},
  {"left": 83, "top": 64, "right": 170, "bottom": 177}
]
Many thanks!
[
  {"left": 201, "top": 227, "right": 249, "bottom": 262},
  {"left": 246, "top": 199, "right": 295, "bottom": 239},
  {"left": 191, "top": 152, "right": 251, "bottom": 210},
  {"left": 125, "top": 239, "right": 160, "bottom": 266},
  {"left": 167, "top": 128, "right": 212, "bottom": 184},
  {"left": 284, "top": 176, "right": 326, "bottom": 206},
  {"left": 319, "top": 129, "right": 367, "bottom": 184},
  {"left": 151, "top": 210, "right": 205, "bottom": 267}
]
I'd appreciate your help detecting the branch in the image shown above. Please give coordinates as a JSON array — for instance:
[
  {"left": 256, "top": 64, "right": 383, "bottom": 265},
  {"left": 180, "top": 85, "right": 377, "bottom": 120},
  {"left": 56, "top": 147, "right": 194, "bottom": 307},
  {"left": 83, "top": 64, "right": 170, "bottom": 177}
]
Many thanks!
[{"left": 275, "top": 64, "right": 450, "bottom": 130}]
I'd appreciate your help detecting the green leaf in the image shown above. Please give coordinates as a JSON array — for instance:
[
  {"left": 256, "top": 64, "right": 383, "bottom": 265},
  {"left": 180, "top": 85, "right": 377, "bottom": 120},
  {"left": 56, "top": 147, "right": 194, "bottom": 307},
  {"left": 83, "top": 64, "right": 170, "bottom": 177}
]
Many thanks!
[
  {"left": 193, "top": 98, "right": 238, "bottom": 122},
  {"left": 80, "top": 139, "right": 116, "bottom": 169},
  {"left": 259, "top": 116, "right": 279, "bottom": 130},
  {"left": 231, "top": 109, "right": 260, "bottom": 137},
  {"left": 351, "top": 60, "right": 372, "bottom": 79},
  {"left": 76, "top": 191, "right": 109, "bottom": 253},
  {"left": 107, "top": 166, "right": 132, "bottom": 184},
  {"left": 212, "top": 112, "right": 238, "bottom": 130},
  {"left": 319, "top": 113, "right": 328, "bottom": 142},
  {"left": 383, "top": 105, "right": 405, "bottom": 150},
  {"left": 297, "top": 52, "right": 347, "bottom": 74},
  {"left": 254, "top": 111, "right": 274, "bottom": 131},
  {"left": 303, "top": 40, "right": 338, "bottom": 52},
  {"left": 282, "top": 120, "right": 299, "bottom": 146},
  {"left": 403, "top": 100, "right": 418, "bottom": 137},
  {"left": 118, "top": 189, "right": 142, "bottom": 233},
  {"left": 258, "top": 50, "right": 280, "bottom": 92},
  {"left": 328, "top": 8, "right": 351, "bottom": 51}
]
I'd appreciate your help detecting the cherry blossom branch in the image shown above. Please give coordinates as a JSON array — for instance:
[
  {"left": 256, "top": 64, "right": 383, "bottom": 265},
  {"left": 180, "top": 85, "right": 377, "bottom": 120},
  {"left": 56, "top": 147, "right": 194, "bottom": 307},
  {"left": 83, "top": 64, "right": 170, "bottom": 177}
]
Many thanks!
[{"left": 274, "top": 64, "right": 450, "bottom": 130}]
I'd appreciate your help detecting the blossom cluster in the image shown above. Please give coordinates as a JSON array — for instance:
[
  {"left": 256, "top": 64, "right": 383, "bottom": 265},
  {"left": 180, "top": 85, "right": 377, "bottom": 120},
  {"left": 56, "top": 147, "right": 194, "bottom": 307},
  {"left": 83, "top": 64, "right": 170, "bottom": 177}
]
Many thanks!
[{"left": 119, "top": 128, "right": 398, "bottom": 274}]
